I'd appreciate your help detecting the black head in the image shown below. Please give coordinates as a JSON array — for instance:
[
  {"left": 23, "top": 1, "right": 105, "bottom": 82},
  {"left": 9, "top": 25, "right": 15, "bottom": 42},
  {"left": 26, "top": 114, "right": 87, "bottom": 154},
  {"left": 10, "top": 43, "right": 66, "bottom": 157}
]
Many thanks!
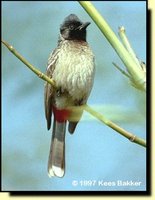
[{"left": 60, "top": 14, "right": 90, "bottom": 41}]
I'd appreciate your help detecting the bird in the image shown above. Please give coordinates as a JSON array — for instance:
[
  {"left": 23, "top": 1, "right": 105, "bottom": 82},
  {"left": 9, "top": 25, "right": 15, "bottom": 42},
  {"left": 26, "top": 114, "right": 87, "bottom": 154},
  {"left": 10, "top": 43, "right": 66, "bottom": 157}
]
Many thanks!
[{"left": 44, "top": 14, "right": 95, "bottom": 178}]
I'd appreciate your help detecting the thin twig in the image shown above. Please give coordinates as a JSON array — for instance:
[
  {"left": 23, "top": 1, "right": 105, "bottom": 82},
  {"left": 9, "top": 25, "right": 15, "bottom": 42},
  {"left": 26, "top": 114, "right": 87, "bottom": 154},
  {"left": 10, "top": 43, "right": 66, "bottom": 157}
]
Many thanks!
[
  {"left": 2, "top": 39, "right": 146, "bottom": 148},
  {"left": 84, "top": 105, "right": 146, "bottom": 147},
  {"left": 118, "top": 26, "right": 141, "bottom": 68},
  {"left": 1, "top": 40, "right": 56, "bottom": 88},
  {"left": 112, "top": 62, "right": 131, "bottom": 78}
]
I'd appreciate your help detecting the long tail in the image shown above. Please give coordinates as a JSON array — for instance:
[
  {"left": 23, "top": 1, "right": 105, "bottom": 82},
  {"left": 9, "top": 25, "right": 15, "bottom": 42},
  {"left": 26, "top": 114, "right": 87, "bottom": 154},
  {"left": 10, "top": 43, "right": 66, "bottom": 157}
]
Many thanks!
[{"left": 48, "top": 119, "right": 66, "bottom": 178}]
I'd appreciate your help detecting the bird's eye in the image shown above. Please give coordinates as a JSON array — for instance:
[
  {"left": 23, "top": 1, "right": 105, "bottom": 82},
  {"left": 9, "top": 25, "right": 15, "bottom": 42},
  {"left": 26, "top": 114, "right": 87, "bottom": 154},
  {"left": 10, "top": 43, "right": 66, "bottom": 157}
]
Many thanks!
[{"left": 69, "top": 25, "right": 74, "bottom": 30}]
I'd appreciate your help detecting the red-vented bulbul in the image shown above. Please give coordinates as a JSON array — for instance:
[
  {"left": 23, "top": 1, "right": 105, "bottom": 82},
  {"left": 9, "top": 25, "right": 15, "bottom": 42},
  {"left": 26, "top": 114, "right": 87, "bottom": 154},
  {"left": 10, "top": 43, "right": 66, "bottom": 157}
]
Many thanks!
[{"left": 44, "top": 14, "right": 95, "bottom": 177}]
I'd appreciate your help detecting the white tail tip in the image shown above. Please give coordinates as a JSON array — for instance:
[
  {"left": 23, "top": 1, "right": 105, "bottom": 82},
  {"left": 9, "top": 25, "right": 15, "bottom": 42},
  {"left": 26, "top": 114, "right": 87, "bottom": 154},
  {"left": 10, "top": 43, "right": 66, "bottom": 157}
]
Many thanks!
[{"left": 48, "top": 166, "right": 64, "bottom": 178}]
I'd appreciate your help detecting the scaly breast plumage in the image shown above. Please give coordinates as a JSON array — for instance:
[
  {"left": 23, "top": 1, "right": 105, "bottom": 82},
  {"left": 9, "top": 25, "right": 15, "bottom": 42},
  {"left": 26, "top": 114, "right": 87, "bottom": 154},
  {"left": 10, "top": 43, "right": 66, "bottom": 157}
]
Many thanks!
[{"left": 52, "top": 43, "right": 95, "bottom": 100}]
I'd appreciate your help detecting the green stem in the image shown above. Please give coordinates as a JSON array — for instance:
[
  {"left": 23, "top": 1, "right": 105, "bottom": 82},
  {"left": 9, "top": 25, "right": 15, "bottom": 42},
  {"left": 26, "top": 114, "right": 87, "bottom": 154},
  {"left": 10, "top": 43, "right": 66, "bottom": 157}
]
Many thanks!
[
  {"left": 1, "top": 40, "right": 56, "bottom": 88},
  {"left": 2, "top": 39, "right": 146, "bottom": 148},
  {"left": 78, "top": 1, "right": 146, "bottom": 91},
  {"left": 118, "top": 26, "right": 141, "bottom": 68},
  {"left": 84, "top": 105, "right": 146, "bottom": 147}
]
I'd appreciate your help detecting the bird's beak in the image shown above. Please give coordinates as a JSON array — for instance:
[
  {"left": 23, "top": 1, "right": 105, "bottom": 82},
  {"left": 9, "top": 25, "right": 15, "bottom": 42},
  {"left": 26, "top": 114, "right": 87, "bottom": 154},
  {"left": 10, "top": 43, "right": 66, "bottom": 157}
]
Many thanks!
[{"left": 77, "top": 22, "right": 91, "bottom": 30}]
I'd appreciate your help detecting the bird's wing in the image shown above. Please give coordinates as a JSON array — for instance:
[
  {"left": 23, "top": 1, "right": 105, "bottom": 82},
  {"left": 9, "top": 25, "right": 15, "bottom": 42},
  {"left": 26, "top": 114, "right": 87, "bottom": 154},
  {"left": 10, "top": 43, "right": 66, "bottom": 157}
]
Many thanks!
[{"left": 44, "top": 48, "right": 60, "bottom": 130}]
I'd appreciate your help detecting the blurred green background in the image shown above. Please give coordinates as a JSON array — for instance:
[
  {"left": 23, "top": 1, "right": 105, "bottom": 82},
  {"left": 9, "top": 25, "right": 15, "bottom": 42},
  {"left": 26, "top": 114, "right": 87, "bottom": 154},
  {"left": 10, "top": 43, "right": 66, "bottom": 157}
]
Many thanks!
[{"left": 2, "top": 1, "right": 146, "bottom": 191}]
